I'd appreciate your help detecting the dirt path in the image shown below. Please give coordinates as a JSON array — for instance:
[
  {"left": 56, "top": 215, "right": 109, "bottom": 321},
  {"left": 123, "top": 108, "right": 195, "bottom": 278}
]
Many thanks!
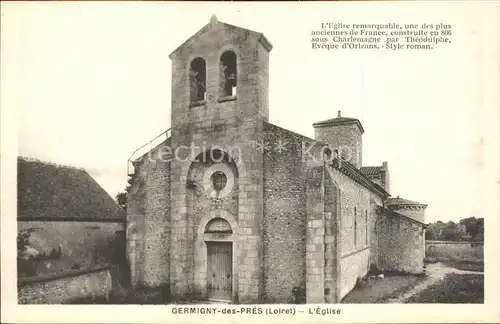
[{"left": 387, "top": 262, "right": 483, "bottom": 303}]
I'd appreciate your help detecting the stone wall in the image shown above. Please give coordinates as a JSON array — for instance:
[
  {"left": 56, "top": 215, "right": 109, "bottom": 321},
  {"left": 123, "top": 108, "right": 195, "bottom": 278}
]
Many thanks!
[
  {"left": 323, "top": 168, "right": 341, "bottom": 303},
  {"left": 325, "top": 167, "right": 382, "bottom": 300},
  {"left": 339, "top": 248, "right": 370, "bottom": 300},
  {"left": 425, "top": 240, "right": 483, "bottom": 263},
  {"left": 18, "top": 221, "right": 125, "bottom": 278},
  {"left": 369, "top": 199, "right": 380, "bottom": 269},
  {"left": 305, "top": 166, "right": 326, "bottom": 303},
  {"left": 127, "top": 156, "right": 147, "bottom": 287},
  {"left": 126, "top": 16, "right": 426, "bottom": 304},
  {"left": 127, "top": 141, "right": 171, "bottom": 288},
  {"left": 314, "top": 123, "right": 363, "bottom": 168},
  {"left": 167, "top": 18, "right": 271, "bottom": 302},
  {"left": 311, "top": 114, "right": 388, "bottom": 301},
  {"left": 167, "top": 126, "right": 265, "bottom": 302},
  {"left": 188, "top": 154, "right": 239, "bottom": 300},
  {"left": 18, "top": 267, "right": 112, "bottom": 304},
  {"left": 143, "top": 159, "right": 171, "bottom": 286},
  {"left": 262, "top": 124, "right": 307, "bottom": 303},
  {"left": 378, "top": 212, "right": 425, "bottom": 274},
  {"left": 332, "top": 170, "right": 373, "bottom": 256},
  {"left": 262, "top": 124, "right": 386, "bottom": 303}
]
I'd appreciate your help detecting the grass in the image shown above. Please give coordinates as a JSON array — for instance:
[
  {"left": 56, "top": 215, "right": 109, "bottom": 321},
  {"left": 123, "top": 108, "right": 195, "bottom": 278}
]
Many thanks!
[
  {"left": 341, "top": 273, "right": 425, "bottom": 303},
  {"left": 406, "top": 273, "right": 484, "bottom": 303}
]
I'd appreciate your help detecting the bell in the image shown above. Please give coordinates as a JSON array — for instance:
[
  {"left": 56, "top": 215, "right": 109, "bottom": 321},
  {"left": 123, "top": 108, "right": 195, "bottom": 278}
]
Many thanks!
[{"left": 227, "top": 73, "right": 236, "bottom": 81}]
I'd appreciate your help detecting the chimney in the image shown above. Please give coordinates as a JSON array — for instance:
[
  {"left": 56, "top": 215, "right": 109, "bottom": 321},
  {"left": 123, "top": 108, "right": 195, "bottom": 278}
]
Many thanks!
[{"left": 381, "top": 161, "right": 390, "bottom": 193}]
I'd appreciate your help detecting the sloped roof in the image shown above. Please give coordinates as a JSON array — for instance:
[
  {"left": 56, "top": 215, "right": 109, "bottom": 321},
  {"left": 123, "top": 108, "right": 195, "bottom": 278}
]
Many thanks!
[
  {"left": 360, "top": 166, "right": 383, "bottom": 177},
  {"left": 263, "top": 122, "right": 389, "bottom": 199},
  {"left": 18, "top": 157, "right": 125, "bottom": 221},
  {"left": 334, "top": 159, "right": 389, "bottom": 199},
  {"left": 384, "top": 208, "right": 425, "bottom": 225},
  {"left": 386, "top": 197, "right": 424, "bottom": 206},
  {"left": 312, "top": 111, "right": 365, "bottom": 134},
  {"left": 169, "top": 14, "right": 273, "bottom": 59}
]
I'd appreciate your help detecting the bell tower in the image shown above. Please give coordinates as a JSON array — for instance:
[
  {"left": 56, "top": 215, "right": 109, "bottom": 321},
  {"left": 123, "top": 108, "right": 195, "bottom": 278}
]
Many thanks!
[
  {"left": 167, "top": 15, "right": 273, "bottom": 303},
  {"left": 168, "top": 14, "right": 272, "bottom": 131}
]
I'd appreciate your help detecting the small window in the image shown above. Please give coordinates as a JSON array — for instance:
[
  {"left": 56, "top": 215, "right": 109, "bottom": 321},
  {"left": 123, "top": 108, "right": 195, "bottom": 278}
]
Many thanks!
[
  {"left": 220, "top": 51, "right": 237, "bottom": 97},
  {"left": 190, "top": 57, "right": 206, "bottom": 102},
  {"left": 211, "top": 171, "right": 228, "bottom": 192}
]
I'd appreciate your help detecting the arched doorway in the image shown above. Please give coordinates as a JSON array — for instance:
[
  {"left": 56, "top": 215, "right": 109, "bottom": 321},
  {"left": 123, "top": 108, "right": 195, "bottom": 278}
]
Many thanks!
[
  {"left": 186, "top": 149, "right": 242, "bottom": 303},
  {"left": 204, "top": 217, "right": 233, "bottom": 301}
]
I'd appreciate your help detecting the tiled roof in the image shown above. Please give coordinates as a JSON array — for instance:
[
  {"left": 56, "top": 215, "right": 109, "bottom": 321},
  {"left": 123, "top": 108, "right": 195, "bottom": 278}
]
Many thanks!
[
  {"left": 360, "top": 166, "right": 383, "bottom": 177},
  {"left": 334, "top": 159, "right": 389, "bottom": 198},
  {"left": 18, "top": 157, "right": 125, "bottom": 221},
  {"left": 386, "top": 197, "right": 423, "bottom": 206},
  {"left": 314, "top": 116, "right": 359, "bottom": 124},
  {"left": 384, "top": 208, "right": 425, "bottom": 225},
  {"left": 312, "top": 112, "right": 365, "bottom": 134}
]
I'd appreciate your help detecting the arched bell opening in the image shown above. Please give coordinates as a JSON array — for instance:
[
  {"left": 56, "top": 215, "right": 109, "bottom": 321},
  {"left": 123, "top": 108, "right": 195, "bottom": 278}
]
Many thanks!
[
  {"left": 190, "top": 57, "right": 207, "bottom": 102},
  {"left": 219, "top": 51, "right": 237, "bottom": 97}
]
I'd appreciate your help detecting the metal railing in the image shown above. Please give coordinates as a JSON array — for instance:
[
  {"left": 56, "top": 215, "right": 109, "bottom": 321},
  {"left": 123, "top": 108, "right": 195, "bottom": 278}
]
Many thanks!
[{"left": 127, "top": 128, "right": 171, "bottom": 176}]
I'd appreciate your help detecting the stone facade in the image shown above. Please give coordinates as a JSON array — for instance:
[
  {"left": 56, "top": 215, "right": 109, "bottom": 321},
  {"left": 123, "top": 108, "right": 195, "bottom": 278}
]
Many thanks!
[
  {"left": 377, "top": 211, "right": 425, "bottom": 274},
  {"left": 262, "top": 124, "right": 308, "bottom": 303},
  {"left": 127, "top": 141, "right": 171, "bottom": 288},
  {"left": 126, "top": 15, "right": 426, "bottom": 304}
]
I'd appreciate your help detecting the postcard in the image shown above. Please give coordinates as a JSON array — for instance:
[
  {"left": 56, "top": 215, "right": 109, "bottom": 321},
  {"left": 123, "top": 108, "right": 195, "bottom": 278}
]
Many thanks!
[{"left": 1, "top": 1, "right": 499, "bottom": 323}]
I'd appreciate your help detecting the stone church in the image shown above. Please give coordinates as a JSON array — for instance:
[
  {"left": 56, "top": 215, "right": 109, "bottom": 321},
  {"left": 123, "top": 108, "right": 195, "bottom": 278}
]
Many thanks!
[{"left": 126, "top": 15, "right": 427, "bottom": 304}]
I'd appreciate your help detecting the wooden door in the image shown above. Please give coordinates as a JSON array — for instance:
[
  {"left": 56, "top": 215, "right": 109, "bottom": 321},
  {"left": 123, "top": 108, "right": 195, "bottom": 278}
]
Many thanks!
[{"left": 207, "top": 242, "right": 232, "bottom": 301}]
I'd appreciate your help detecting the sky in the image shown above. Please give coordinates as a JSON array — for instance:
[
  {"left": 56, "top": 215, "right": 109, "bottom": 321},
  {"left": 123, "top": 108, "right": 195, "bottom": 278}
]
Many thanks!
[{"left": 4, "top": 1, "right": 496, "bottom": 223}]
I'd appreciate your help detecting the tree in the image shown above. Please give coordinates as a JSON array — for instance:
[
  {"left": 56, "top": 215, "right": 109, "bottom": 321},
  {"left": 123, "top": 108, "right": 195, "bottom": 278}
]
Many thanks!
[
  {"left": 439, "top": 221, "right": 460, "bottom": 241},
  {"left": 425, "top": 217, "right": 484, "bottom": 242},
  {"left": 115, "top": 175, "right": 134, "bottom": 211},
  {"left": 116, "top": 192, "right": 127, "bottom": 210},
  {"left": 460, "top": 217, "right": 484, "bottom": 241},
  {"left": 425, "top": 222, "right": 442, "bottom": 240},
  {"left": 425, "top": 229, "right": 437, "bottom": 240}
]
